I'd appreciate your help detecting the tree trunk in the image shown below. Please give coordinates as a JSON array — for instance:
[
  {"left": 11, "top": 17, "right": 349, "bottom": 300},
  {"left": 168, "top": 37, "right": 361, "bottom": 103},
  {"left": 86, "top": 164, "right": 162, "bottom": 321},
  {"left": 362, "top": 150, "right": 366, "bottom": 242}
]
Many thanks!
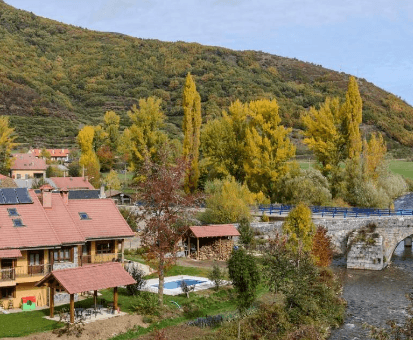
[
  {"left": 238, "top": 320, "right": 241, "bottom": 339},
  {"left": 158, "top": 255, "right": 164, "bottom": 306}
]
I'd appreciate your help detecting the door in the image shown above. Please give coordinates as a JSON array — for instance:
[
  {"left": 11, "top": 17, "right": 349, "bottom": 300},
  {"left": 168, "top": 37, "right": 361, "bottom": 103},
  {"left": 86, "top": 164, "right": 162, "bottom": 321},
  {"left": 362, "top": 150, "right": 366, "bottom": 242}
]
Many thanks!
[{"left": 28, "top": 251, "right": 43, "bottom": 275}]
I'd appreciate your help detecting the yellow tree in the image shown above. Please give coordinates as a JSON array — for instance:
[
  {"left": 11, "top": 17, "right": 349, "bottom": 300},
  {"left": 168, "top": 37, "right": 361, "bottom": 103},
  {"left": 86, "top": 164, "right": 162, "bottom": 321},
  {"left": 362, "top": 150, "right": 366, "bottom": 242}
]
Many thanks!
[
  {"left": 201, "top": 100, "right": 248, "bottom": 183},
  {"left": 127, "top": 97, "right": 167, "bottom": 175},
  {"left": 302, "top": 97, "right": 344, "bottom": 179},
  {"left": 244, "top": 99, "right": 296, "bottom": 200},
  {"left": 103, "top": 110, "right": 120, "bottom": 151},
  {"left": 282, "top": 203, "right": 316, "bottom": 254},
  {"left": 0, "top": 116, "right": 17, "bottom": 175},
  {"left": 341, "top": 76, "right": 362, "bottom": 160},
  {"left": 105, "top": 169, "right": 121, "bottom": 197},
  {"left": 182, "top": 73, "right": 201, "bottom": 193},
  {"left": 77, "top": 125, "right": 100, "bottom": 187},
  {"left": 363, "top": 132, "right": 387, "bottom": 182}
]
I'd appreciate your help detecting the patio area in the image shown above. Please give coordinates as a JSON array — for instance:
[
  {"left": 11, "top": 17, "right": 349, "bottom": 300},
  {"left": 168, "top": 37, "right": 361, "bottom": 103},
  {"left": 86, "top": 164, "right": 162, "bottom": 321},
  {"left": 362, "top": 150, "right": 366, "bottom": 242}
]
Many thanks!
[{"left": 44, "top": 306, "right": 127, "bottom": 324}]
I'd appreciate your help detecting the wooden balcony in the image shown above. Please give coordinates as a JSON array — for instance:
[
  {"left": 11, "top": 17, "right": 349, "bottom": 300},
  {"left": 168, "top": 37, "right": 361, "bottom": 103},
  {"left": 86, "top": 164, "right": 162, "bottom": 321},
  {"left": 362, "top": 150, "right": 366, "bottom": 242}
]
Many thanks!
[
  {"left": 78, "top": 253, "right": 122, "bottom": 266},
  {"left": 0, "top": 264, "right": 52, "bottom": 284}
]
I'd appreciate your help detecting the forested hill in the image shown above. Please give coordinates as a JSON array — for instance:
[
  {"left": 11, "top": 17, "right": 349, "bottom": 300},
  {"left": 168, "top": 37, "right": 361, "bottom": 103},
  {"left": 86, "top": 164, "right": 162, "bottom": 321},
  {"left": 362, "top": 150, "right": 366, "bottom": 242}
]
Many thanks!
[{"left": 1, "top": 1, "right": 413, "bottom": 149}]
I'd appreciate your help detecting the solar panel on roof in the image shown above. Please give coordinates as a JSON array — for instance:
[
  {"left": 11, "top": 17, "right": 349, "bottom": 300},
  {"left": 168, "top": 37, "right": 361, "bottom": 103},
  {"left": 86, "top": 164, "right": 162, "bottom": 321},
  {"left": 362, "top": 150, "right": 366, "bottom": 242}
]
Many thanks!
[
  {"left": 0, "top": 190, "right": 5, "bottom": 205},
  {"left": 1, "top": 188, "right": 18, "bottom": 204},
  {"left": 15, "top": 188, "right": 33, "bottom": 204}
]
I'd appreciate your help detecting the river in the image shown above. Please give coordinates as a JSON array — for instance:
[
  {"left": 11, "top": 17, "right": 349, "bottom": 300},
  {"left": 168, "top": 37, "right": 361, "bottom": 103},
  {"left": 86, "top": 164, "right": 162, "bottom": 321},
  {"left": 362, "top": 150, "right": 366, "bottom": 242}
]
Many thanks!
[{"left": 330, "top": 193, "right": 413, "bottom": 339}]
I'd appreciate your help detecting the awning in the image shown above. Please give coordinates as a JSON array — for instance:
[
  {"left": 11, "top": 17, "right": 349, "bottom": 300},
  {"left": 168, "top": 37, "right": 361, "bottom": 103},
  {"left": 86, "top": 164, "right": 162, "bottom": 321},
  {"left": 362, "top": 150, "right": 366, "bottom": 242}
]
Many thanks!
[
  {"left": 189, "top": 225, "right": 240, "bottom": 238},
  {"left": 35, "top": 262, "right": 136, "bottom": 294},
  {"left": 0, "top": 249, "right": 22, "bottom": 259}
]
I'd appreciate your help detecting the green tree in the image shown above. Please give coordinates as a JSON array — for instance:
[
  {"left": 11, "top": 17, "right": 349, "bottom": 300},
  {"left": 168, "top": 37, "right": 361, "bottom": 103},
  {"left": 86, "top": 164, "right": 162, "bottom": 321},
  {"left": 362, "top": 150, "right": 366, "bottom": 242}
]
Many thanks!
[
  {"left": 127, "top": 97, "right": 167, "bottom": 177},
  {"left": 238, "top": 218, "right": 255, "bottom": 247},
  {"left": 282, "top": 203, "right": 316, "bottom": 254},
  {"left": 0, "top": 116, "right": 17, "bottom": 175},
  {"left": 228, "top": 248, "right": 260, "bottom": 338},
  {"left": 182, "top": 73, "right": 202, "bottom": 193}
]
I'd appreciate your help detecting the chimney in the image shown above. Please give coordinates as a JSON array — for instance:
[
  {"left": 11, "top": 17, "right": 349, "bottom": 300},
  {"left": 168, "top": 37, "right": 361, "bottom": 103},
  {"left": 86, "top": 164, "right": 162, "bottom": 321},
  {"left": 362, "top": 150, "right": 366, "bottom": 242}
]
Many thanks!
[
  {"left": 60, "top": 187, "right": 69, "bottom": 205},
  {"left": 99, "top": 185, "right": 106, "bottom": 199},
  {"left": 40, "top": 184, "right": 53, "bottom": 208}
]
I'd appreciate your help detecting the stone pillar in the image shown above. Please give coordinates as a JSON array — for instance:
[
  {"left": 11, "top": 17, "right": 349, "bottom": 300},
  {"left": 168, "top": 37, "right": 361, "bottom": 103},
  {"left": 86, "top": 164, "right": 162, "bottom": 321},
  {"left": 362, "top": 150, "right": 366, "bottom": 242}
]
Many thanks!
[{"left": 405, "top": 237, "right": 412, "bottom": 247}]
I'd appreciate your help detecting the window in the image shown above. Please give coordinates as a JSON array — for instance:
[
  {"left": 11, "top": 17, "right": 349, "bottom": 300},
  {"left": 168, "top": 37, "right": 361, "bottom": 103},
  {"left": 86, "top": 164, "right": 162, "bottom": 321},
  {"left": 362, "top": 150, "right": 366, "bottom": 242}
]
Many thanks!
[
  {"left": 53, "top": 247, "right": 72, "bottom": 262},
  {"left": 0, "top": 286, "right": 15, "bottom": 299},
  {"left": 12, "top": 219, "right": 24, "bottom": 227},
  {"left": 96, "top": 241, "right": 114, "bottom": 254},
  {"left": 7, "top": 208, "right": 19, "bottom": 217},
  {"left": 79, "top": 212, "right": 90, "bottom": 220}
]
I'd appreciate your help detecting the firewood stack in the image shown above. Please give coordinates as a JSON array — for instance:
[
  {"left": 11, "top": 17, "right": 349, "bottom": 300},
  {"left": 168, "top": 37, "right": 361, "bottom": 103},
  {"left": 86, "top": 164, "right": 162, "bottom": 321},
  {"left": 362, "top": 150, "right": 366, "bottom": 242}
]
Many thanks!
[{"left": 191, "top": 237, "right": 234, "bottom": 261}]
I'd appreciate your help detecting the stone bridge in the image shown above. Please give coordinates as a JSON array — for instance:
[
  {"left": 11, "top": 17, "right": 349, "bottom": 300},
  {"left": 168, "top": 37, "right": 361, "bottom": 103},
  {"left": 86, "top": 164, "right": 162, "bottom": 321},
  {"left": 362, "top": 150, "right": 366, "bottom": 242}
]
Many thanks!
[{"left": 250, "top": 215, "right": 413, "bottom": 270}]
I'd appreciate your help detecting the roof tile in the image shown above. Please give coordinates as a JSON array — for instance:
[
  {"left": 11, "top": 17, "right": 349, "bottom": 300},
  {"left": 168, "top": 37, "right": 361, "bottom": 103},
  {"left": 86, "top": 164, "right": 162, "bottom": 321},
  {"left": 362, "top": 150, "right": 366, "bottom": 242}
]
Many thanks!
[{"left": 189, "top": 225, "right": 240, "bottom": 238}]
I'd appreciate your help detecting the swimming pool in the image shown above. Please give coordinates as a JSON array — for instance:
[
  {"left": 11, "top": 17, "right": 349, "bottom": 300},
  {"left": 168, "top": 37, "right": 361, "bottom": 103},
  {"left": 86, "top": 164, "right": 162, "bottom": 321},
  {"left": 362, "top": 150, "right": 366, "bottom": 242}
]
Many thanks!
[
  {"left": 152, "top": 279, "right": 206, "bottom": 289},
  {"left": 144, "top": 275, "right": 221, "bottom": 295}
]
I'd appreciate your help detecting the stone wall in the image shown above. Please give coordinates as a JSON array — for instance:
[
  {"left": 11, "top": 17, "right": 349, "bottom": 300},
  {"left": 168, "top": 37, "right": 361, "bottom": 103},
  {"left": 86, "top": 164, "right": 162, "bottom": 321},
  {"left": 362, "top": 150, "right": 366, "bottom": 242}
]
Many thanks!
[
  {"left": 347, "top": 232, "right": 384, "bottom": 270},
  {"left": 52, "top": 247, "right": 78, "bottom": 270}
]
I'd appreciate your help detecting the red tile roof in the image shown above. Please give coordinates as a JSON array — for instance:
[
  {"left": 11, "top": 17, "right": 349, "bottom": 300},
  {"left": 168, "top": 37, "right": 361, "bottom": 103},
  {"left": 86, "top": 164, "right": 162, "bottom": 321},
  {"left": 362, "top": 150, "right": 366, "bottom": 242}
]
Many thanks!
[
  {"left": 0, "top": 190, "right": 61, "bottom": 249},
  {"left": 0, "top": 174, "right": 10, "bottom": 180},
  {"left": 11, "top": 154, "right": 47, "bottom": 170},
  {"left": 189, "top": 225, "right": 240, "bottom": 238},
  {"left": 43, "top": 193, "right": 85, "bottom": 245},
  {"left": 51, "top": 177, "right": 95, "bottom": 190},
  {"left": 66, "top": 198, "right": 135, "bottom": 240},
  {"left": 36, "top": 262, "right": 136, "bottom": 294},
  {"left": 30, "top": 149, "right": 70, "bottom": 158},
  {"left": 0, "top": 249, "right": 22, "bottom": 258}
]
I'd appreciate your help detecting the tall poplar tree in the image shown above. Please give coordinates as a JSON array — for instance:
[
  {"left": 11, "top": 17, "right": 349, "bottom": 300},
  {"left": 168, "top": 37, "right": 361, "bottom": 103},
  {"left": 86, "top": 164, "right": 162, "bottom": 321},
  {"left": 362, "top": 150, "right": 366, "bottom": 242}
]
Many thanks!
[
  {"left": 341, "top": 76, "right": 363, "bottom": 160},
  {"left": 77, "top": 125, "right": 100, "bottom": 187},
  {"left": 0, "top": 116, "right": 17, "bottom": 175},
  {"left": 182, "top": 73, "right": 201, "bottom": 193}
]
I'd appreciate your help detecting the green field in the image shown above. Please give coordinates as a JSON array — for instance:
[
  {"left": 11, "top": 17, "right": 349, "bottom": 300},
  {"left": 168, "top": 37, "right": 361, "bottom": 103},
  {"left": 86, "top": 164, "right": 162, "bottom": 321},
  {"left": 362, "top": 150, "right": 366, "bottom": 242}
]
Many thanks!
[{"left": 299, "top": 160, "right": 413, "bottom": 180}]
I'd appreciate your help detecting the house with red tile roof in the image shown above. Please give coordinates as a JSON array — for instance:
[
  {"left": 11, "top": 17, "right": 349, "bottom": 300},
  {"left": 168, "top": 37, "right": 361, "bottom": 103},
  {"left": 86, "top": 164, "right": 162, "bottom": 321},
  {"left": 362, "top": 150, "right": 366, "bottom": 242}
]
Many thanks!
[
  {"left": 0, "top": 186, "right": 134, "bottom": 308},
  {"left": 184, "top": 225, "right": 240, "bottom": 261},
  {"left": 10, "top": 154, "right": 47, "bottom": 180},
  {"left": 29, "top": 149, "right": 70, "bottom": 162},
  {"left": 51, "top": 176, "right": 95, "bottom": 190}
]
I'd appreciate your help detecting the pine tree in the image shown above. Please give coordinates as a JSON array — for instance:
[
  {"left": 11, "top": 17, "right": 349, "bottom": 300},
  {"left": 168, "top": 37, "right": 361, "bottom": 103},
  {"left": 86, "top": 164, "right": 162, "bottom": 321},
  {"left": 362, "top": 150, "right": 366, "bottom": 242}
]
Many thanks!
[{"left": 182, "top": 73, "right": 201, "bottom": 193}]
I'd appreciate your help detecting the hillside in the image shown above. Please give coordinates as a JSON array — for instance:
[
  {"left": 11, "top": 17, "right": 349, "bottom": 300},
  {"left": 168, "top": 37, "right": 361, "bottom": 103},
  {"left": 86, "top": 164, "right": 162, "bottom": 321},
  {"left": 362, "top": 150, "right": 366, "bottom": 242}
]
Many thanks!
[{"left": 1, "top": 1, "right": 413, "bottom": 151}]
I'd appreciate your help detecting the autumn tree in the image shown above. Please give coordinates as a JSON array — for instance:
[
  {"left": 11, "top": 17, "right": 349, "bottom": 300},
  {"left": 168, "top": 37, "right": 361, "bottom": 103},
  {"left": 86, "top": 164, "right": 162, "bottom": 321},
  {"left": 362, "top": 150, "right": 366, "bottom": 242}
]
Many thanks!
[
  {"left": 0, "top": 116, "right": 17, "bottom": 175},
  {"left": 182, "top": 73, "right": 202, "bottom": 193},
  {"left": 362, "top": 132, "right": 387, "bottom": 182},
  {"left": 102, "top": 110, "right": 120, "bottom": 152},
  {"left": 341, "top": 76, "right": 363, "bottom": 160},
  {"left": 77, "top": 125, "right": 100, "bottom": 187},
  {"left": 282, "top": 203, "right": 316, "bottom": 254},
  {"left": 244, "top": 99, "right": 296, "bottom": 200},
  {"left": 201, "top": 100, "right": 248, "bottom": 182},
  {"left": 105, "top": 170, "right": 121, "bottom": 197},
  {"left": 138, "top": 147, "right": 198, "bottom": 306},
  {"left": 311, "top": 226, "right": 333, "bottom": 267},
  {"left": 127, "top": 97, "right": 167, "bottom": 177}
]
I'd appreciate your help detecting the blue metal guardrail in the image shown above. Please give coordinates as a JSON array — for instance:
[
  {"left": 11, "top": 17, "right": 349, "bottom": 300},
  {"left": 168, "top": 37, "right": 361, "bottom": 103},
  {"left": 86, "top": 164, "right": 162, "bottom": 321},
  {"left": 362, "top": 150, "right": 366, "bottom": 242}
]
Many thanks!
[{"left": 258, "top": 205, "right": 413, "bottom": 218}]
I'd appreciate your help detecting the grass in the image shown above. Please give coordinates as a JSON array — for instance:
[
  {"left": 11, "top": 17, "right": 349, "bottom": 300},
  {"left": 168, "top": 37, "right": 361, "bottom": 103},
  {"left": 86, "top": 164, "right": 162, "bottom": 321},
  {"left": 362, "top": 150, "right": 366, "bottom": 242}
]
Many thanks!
[
  {"left": 0, "top": 297, "right": 97, "bottom": 338},
  {"left": 389, "top": 160, "right": 413, "bottom": 180},
  {"left": 124, "top": 254, "right": 147, "bottom": 266}
]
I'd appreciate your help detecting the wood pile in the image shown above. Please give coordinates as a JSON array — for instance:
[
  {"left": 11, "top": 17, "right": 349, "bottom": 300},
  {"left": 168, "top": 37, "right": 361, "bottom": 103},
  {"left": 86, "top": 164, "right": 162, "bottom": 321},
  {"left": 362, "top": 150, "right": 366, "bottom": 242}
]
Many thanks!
[{"left": 191, "top": 238, "right": 234, "bottom": 261}]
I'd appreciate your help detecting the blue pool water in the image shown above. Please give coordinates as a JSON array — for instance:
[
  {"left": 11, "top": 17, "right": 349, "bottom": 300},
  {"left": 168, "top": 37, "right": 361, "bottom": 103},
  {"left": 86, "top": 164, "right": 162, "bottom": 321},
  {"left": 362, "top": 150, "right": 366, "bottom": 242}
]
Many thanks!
[{"left": 152, "top": 279, "right": 206, "bottom": 289}]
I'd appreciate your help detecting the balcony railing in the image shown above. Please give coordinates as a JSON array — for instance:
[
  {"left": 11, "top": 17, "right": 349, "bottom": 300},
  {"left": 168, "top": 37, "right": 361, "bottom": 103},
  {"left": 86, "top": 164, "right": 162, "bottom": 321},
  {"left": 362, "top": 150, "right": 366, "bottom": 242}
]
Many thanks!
[
  {"left": 78, "top": 253, "right": 122, "bottom": 266},
  {"left": 0, "top": 264, "right": 51, "bottom": 282},
  {"left": 1, "top": 268, "right": 15, "bottom": 281}
]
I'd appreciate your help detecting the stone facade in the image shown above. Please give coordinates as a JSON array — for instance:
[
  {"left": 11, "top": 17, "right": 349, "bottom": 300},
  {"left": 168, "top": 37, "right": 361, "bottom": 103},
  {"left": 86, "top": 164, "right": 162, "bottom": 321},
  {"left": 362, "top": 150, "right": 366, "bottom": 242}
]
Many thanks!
[
  {"left": 347, "top": 232, "right": 384, "bottom": 270},
  {"left": 52, "top": 247, "right": 78, "bottom": 271}
]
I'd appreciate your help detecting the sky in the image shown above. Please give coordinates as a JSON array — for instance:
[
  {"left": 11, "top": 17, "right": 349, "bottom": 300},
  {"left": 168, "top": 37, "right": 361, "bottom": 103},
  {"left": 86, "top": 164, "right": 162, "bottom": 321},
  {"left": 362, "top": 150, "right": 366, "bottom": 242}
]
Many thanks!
[{"left": 5, "top": 0, "right": 413, "bottom": 105}]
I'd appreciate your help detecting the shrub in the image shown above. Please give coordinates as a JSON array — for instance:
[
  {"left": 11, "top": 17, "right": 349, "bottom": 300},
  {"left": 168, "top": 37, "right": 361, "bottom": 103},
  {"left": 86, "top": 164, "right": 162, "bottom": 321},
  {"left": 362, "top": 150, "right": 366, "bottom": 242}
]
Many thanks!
[
  {"left": 132, "top": 292, "right": 159, "bottom": 315},
  {"left": 180, "top": 280, "right": 195, "bottom": 298},
  {"left": 238, "top": 218, "right": 254, "bottom": 247},
  {"left": 126, "top": 265, "right": 146, "bottom": 296},
  {"left": 208, "top": 263, "right": 225, "bottom": 291},
  {"left": 311, "top": 226, "right": 334, "bottom": 267},
  {"left": 260, "top": 212, "right": 269, "bottom": 222},
  {"left": 182, "top": 302, "right": 205, "bottom": 319}
]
